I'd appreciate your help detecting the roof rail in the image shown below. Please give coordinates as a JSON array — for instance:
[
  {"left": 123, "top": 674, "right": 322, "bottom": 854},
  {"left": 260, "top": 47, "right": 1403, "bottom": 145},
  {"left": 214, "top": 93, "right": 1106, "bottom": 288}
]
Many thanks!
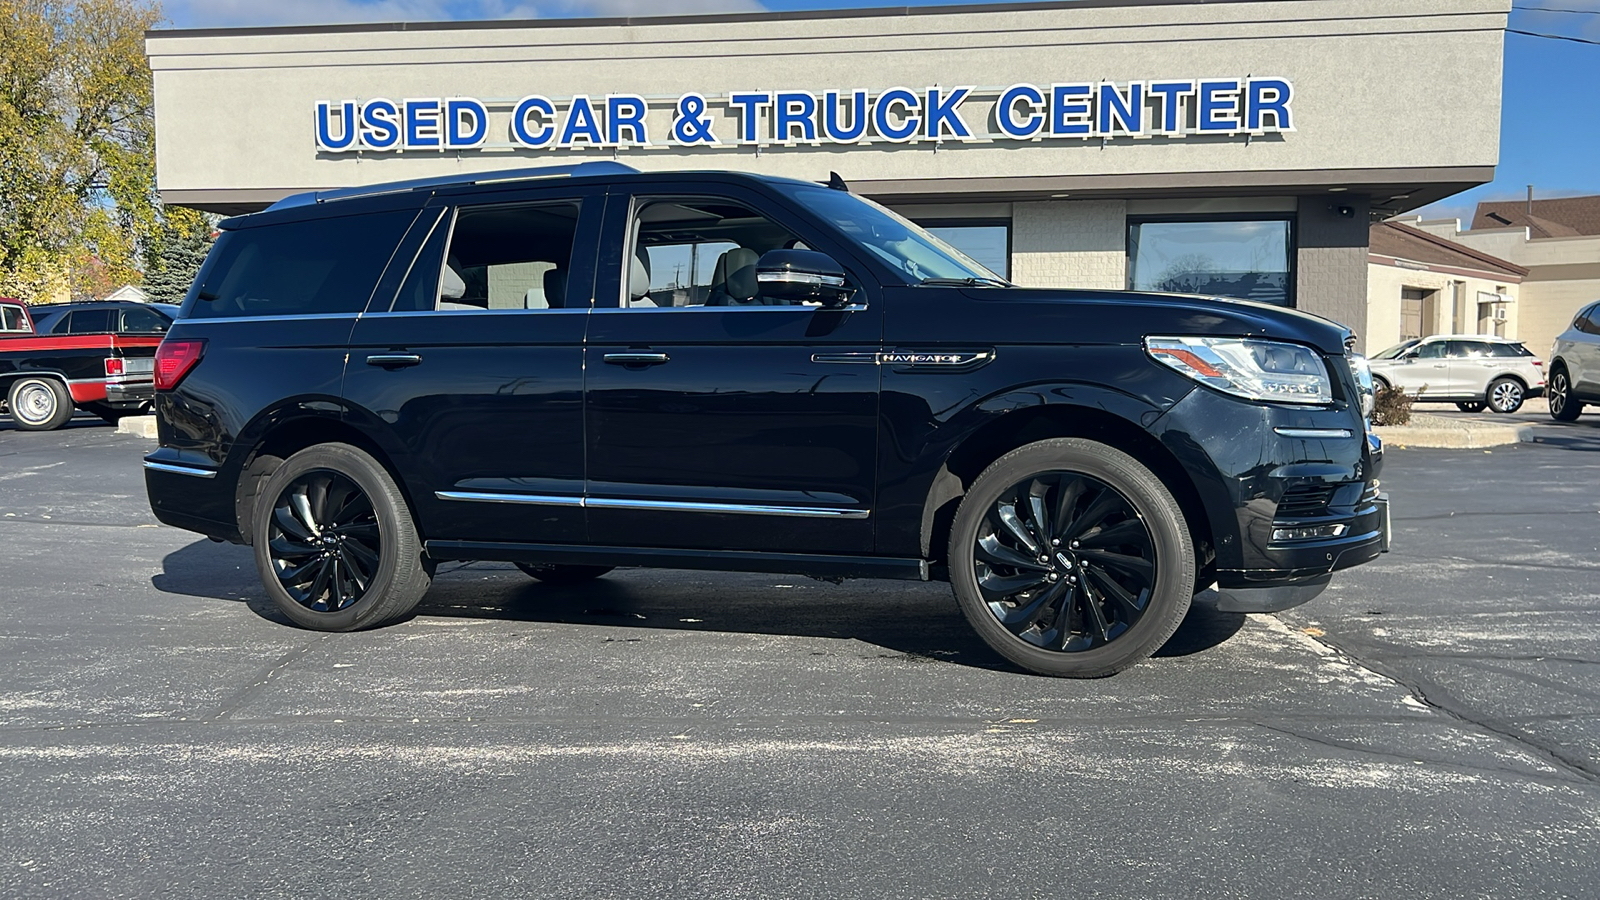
[{"left": 265, "top": 161, "right": 640, "bottom": 212}]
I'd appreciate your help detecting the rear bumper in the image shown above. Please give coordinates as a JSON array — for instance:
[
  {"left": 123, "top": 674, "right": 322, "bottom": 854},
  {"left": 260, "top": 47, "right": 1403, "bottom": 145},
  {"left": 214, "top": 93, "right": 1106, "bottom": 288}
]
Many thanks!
[{"left": 105, "top": 379, "right": 154, "bottom": 405}]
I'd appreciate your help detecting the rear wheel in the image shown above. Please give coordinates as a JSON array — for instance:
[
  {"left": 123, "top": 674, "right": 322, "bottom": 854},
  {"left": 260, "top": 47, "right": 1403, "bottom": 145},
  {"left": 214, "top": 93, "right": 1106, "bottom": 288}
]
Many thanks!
[
  {"left": 1486, "top": 377, "right": 1524, "bottom": 414},
  {"left": 252, "top": 443, "right": 430, "bottom": 631},
  {"left": 1549, "top": 368, "right": 1584, "bottom": 422},
  {"left": 948, "top": 438, "right": 1194, "bottom": 678},
  {"left": 6, "top": 377, "right": 74, "bottom": 431},
  {"left": 515, "top": 563, "right": 614, "bottom": 584}
]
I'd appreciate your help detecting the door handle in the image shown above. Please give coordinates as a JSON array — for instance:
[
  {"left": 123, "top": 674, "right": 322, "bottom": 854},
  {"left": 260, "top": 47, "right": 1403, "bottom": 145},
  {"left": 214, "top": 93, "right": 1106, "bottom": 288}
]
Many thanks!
[
  {"left": 366, "top": 353, "right": 423, "bottom": 368},
  {"left": 603, "top": 352, "right": 671, "bottom": 366}
]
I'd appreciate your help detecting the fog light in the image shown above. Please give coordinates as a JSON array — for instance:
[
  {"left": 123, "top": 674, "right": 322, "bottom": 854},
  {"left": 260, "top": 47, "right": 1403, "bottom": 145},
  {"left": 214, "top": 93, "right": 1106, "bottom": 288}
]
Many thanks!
[{"left": 1271, "top": 524, "right": 1350, "bottom": 542}]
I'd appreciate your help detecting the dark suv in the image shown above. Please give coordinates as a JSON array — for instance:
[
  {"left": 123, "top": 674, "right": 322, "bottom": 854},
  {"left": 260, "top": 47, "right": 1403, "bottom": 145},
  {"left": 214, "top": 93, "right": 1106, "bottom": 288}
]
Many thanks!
[{"left": 145, "top": 163, "right": 1388, "bottom": 677}]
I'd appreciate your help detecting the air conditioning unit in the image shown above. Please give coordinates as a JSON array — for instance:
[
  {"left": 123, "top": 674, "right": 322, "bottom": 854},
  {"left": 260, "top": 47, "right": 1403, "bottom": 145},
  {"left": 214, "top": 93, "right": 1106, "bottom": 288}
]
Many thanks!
[{"left": 1492, "top": 307, "right": 1509, "bottom": 322}]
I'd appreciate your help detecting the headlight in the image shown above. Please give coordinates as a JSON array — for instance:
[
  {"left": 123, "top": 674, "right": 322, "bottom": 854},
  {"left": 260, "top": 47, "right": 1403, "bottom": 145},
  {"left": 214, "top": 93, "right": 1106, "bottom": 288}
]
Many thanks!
[
  {"left": 1145, "top": 336, "right": 1333, "bottom": 405},
  {"left": 1347, "top": 353, "right": 1375, "bottom": 420}
]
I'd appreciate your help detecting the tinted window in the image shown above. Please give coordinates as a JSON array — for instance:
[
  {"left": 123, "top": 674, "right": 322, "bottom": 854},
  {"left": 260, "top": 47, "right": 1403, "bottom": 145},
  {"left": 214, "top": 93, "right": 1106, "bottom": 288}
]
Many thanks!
[
  {"left": 1488, "top": 342, "right": 1532, "bottom": 358},
  {"left": 120, "top": 307, "right": 169, "bottom": 333},
  {"left": 1578, "top": 304, "right": 1600, "bottom": 336},
  {"left": 187, "top": 210, "right": 416, "bottom": 319},
  {"left": 65, "top": 309, "right": 114, "bottom": 334},
  {"left": 1128, "top": 219, "right": 1293, "bottom": 306},
  {"left": 624, "top": 197, "right": 817, "bottom": 308},
  {"left": 1449, "top": 341, "right": 1496, "bottom": 358}
]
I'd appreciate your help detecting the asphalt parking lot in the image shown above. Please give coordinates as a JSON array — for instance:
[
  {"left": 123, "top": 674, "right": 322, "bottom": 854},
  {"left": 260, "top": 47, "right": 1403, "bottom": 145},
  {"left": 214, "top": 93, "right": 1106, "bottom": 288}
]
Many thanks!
[{"left": 2, "top": 412, "right": 1599, "bottom": 899}]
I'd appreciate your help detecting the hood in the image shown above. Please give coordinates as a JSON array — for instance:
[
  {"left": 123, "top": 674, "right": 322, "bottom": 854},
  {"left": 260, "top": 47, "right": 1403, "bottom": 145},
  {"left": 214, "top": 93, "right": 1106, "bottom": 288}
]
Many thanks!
[{"left": 958, "top": 287, "right": 1355, "bottom": 356}]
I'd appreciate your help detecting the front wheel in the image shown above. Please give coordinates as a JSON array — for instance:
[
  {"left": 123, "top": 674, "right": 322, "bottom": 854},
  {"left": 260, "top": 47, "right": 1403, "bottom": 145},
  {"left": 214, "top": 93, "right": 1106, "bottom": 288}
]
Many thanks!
[
  {"left": 252, "top": 443, "right": 431, "bottom": 631},
  {"left": 1549, "top": 369, "right": 1584, "bottom": 421},
  {"left": 7, "top": 377, "right": 74, "bottom": 431},
  {"left": 1486, "top": 377, "right": 1525, "bottom": 414},
  {"left": 948, "top": 438, "right": 1195, "bottom": 678}
]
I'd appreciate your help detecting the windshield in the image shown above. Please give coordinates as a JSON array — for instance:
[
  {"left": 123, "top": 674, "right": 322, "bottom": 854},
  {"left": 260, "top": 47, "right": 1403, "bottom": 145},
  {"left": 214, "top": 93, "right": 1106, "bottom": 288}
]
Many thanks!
[
  {"left": 778, "top": 185, "right": 1004, "bottom": 284},
  {"left": 1371, "top": 340, "right": 1420, "bottom": 360}
]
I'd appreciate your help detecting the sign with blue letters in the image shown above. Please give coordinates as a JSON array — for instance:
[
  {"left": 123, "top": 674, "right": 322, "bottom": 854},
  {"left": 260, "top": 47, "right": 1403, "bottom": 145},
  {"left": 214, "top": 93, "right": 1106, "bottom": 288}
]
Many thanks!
[{"left": 314, "top": 80, "right": 1293, "bottom": 152}]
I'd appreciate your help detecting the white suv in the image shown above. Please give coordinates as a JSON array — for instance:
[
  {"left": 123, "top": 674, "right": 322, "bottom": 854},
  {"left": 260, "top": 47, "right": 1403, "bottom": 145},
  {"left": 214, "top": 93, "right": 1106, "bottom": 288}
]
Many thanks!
[
  {"left": 1368, "top": 335, "right": 1545, "bottom": 414},
  {"left": 1548, "top": 302, "right": 1600, "bottom": 422}
]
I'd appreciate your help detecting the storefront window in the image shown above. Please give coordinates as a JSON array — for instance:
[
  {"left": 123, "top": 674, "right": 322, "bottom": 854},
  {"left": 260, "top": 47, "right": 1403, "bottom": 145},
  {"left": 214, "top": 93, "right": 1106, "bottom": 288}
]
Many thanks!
[
  {"left": 924, "top": 224, "right": 1010, "bottom": 280},
  {"left": 1127, "top": 219, "right": 1293, "bottom": 306}
]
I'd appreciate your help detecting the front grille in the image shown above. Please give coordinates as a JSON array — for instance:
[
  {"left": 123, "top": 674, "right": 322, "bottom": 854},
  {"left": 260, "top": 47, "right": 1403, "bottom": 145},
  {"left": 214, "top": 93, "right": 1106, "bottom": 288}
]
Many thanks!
[{"left": 1276, "top": 484, "right": 1336, "bottom": 519}]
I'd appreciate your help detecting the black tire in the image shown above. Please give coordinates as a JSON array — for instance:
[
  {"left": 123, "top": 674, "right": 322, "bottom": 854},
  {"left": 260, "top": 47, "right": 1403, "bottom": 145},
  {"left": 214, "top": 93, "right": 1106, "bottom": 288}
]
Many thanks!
[
  {"left": 1548, "top": 368, "right": 1583, "bottom": 422},
  {"left": 252, "top": 443, "right": 431, "bottom": 631},
  {"left": 1372, "top": 376, "right": 1391, "bottom": 393},
  {"left": 1455, "top": 401, "right": 1486, "bottom": 413},
  {"left": 514, "top": 563, "right": 615, "bottom": 584},
  {"left": 1485, "top": 377, "right": 1524, "bottom": 414},
  {"left": 6, "top": 376, "right": 74, "bottom": 431},
  {"left": 948, "top": 438, "right": 1195, "bottom": 678}
]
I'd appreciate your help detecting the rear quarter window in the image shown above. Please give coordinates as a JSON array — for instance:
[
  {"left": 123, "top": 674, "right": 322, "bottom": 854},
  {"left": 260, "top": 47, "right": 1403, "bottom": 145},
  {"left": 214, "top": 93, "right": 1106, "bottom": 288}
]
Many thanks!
[
  {"left": 1488, "top": 342, "right": 1533, "bottom": 358},
  {"left": 185, "top": 210, "right": 416, "bottom": 319}
]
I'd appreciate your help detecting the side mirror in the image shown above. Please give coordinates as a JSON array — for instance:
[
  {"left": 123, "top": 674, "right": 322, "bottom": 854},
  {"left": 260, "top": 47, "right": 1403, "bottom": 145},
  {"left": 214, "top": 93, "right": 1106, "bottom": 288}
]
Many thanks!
[{"left": 756, "top": 249, "right": 857, "bottom": 309}]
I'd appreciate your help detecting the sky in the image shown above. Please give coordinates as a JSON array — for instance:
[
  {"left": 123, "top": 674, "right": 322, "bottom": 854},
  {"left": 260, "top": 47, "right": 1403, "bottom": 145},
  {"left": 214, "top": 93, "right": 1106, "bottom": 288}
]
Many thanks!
[{"left": 160, "top": 0, "right": 1600, "bottom": 224}]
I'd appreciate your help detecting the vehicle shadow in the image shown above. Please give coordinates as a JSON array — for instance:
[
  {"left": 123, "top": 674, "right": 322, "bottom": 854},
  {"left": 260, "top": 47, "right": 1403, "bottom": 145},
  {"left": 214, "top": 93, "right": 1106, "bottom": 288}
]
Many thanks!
[
  {"left": 0, "top": 413, "right": 114, "bottom": 434},
  {"left": 153, "top": 539, "right": 1247, "bottom": 674}
]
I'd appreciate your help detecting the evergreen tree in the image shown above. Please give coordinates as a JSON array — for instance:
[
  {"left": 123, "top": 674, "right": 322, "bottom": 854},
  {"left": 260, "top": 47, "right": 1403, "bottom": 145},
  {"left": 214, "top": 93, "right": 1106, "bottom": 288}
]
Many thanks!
[{"left": 142, "top": 213, "right": 214, "bottom": 303}]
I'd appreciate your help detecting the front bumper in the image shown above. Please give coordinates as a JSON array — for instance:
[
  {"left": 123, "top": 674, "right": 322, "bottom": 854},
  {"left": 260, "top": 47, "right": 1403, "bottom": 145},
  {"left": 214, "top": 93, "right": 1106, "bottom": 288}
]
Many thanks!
[{"left": 1213, "top": 494, "right": 1390, "bottom": 612}]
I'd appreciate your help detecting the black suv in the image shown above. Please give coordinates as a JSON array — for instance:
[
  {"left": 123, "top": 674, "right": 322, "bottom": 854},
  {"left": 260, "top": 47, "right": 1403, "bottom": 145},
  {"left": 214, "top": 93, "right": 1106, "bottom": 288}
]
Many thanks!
[{"left": 145, "top": 163, "right": 1388, "bottom": 677}]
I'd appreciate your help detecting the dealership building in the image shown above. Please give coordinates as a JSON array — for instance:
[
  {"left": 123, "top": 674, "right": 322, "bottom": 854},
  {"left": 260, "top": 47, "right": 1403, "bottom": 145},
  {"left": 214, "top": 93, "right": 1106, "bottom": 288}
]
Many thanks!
[{"left": 145, "top": 0, "right": 1511, "bottom": 351}]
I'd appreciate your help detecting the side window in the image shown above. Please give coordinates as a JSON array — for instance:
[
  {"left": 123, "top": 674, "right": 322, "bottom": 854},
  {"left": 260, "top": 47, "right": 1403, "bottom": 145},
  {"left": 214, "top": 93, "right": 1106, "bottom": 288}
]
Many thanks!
[
  {"left": 186, "top": 209, "right": 415, "bottom": 319},
  {"left": 66, "top": 309, "right": 114, "bottom": 334},
  {"left": 1579, "top": 304, "right": 1600, "bottom": 336},
  {"left": 120, "top": 307, "right": 169, "bottom": 334},
  {"left": 1451, "top": 341, "right": 1494, "bottom": 358},
  {"left": 395, "top": 200, "right": 583, "bottom": 312},
  {"left": 625, "top": 197, "right": 812, "bottom": 309},
  {"left": 1488, "top": 342, "right": 1531, "bottom": 358},
  {"left": 1413, "top": 341, "right": 1448, "bottom": 359},
  {"left": 1, "top": 307, "right": 22, "bottom": 331}
]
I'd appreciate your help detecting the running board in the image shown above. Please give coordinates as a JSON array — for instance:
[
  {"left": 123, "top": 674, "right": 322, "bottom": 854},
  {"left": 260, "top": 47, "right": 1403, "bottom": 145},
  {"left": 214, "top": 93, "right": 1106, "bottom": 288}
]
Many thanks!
[{"left": 426, "top": 541, "right": 930, "bottom": 582}]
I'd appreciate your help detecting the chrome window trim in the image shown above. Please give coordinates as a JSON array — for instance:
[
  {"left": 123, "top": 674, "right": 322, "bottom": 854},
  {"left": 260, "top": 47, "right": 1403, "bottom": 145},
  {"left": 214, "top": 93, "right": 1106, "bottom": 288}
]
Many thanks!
[
  {"left": 437, "top": 490, "right": 869, "bottom": 519},
  {"left": 170, "top": 312, "right": 361, "bottom": 325},
  {"left": 436, "top": 491, "right": 583, "bottom": 507},
  {"left": 1273, "top": 427, "right": 1355, "bottom": 439},
  {"left": 143, "top": 460, "right": 218, "bottom": 479}
]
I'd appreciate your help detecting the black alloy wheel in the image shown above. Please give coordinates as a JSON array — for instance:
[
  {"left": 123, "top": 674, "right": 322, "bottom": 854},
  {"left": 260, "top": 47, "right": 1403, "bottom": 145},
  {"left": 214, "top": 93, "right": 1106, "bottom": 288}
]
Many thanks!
[
  {"left": 950, "top": 439, "right": 1194, "bottom": 677},
  {"left": 1549, "top": 369, "right": 1583, "bottom": 421},
  {"left": 252, "top": 443, "right": 431, "bottom": 631},
  {"left": 1486, "top": 377, "right": 1525, "bottom": 414},
  {"left": 268, "top": 470, "right": 381, "bottom": 613}
]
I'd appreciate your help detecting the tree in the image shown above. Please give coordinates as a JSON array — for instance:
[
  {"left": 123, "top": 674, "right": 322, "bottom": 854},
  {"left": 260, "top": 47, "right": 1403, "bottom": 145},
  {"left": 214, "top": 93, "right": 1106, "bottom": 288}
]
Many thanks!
[
  {"left": 0, "top": 0, "right": 165, "bottom": 303},
  {"left": 141, "top": 206, "right": 213, "bottom": 303}
]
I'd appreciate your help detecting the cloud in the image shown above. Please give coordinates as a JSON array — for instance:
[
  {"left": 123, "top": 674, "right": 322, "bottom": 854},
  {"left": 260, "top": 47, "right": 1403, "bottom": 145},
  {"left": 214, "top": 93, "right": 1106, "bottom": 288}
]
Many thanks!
[{"left": 163, "top": 0, "right": 765, "bottom": 29}]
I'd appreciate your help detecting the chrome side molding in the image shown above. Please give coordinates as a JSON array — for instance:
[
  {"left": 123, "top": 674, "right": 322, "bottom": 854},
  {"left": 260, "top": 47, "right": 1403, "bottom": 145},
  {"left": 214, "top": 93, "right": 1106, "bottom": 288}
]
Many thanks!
[{"left": 436, "top": 490, "right": 869, "bottom": 519}]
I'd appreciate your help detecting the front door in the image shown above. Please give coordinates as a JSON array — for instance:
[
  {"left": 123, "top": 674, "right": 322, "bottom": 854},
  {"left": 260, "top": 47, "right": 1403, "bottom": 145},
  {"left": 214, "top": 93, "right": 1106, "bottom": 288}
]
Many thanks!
[
  {"left": 583, "top": 187, "right": 882, "bottom": 554},
  {"left": 342, "top": 186, "right": 602, "bottom": 545}
]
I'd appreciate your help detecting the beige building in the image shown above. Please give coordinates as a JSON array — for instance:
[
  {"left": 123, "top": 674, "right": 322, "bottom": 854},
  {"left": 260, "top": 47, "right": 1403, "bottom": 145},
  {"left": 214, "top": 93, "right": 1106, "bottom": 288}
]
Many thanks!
[
  {"left": 145, "top": 0, "right": 1513, "bottom": 350},
  {"left": 1405, "top": 196, "right": 1600, "bottom": 358},
  {"left": 1366, "top": 220, "right": 1525, "bottom": 353}
]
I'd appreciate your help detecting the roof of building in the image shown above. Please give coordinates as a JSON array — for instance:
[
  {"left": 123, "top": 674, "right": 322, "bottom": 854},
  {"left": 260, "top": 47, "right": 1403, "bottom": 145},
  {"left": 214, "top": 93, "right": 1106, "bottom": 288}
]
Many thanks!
[
  {"left": 1473, "top": 195, "right": 1600, "bottom": 238},
  {"left": 1370, "top": 220, "right": 1528, "bottom": 278}
]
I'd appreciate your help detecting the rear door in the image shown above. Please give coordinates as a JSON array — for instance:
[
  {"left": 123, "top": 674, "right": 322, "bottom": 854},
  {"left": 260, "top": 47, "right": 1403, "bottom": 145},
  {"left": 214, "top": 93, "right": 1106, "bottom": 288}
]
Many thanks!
[
  {"left": 583, "top": 184, "right": 882, "bottom": 554},
  {"left": 1447, "top": 340, "right": 1498, "bottom": 398},
  {"left": 341, "top": 185, "right": 603, "bottom": 546}
]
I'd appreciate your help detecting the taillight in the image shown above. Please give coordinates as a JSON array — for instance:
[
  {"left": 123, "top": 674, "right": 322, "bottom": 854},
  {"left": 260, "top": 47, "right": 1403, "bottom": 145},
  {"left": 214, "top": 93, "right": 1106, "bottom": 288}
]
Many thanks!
[
  {"left": 1533, "top": 360, "right": 1544, "bottom": 367},
  {"left": 154, "top": 339, "right": 206, "bottom": 391},
  {"left": 104, "top": 357, "right": 125, "bottom": 377}
]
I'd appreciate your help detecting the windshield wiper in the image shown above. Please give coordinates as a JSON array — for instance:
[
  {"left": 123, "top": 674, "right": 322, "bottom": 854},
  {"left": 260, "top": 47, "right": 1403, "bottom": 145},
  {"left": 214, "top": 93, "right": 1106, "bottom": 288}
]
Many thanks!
[{"left": 918, "top": 276, "right": 1011, "bottom": 288}]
